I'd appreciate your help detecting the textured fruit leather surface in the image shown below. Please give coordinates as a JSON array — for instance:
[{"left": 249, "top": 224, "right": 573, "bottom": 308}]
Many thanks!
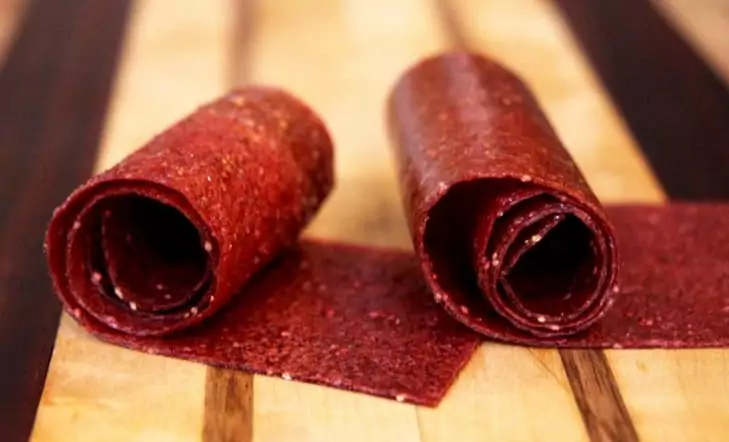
[
  {"left": 387, "top": 52, "right": 729, "bottom": 348},
  {"left": 45, "top": 54, "right": 729, "bottom": 407},
  {"left": 44, "top": 86, "right": 479, "bottom": 406}
]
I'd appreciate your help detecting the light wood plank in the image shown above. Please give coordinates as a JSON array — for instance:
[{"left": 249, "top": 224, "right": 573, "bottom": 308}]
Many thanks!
[
  {"left": 418, "top": 344, "right": 587, "bottom": 442},
  {"left": 608, "top": 350, "right": 729, "bottom": 442},
  {"left": 31, "top": 1, "right": 233, "bottom": 440},
  {"left": 32, "top": 317, "right": 206, "bottom": 442},
  {"left": 253, "top": 377, "right": 420, "bottom": 442},
  {"left": 247, "top": 0, "right": 450, "bottom": 248},
  {"left": 653, "top": 0, "right": 729, "bottom": 87}
]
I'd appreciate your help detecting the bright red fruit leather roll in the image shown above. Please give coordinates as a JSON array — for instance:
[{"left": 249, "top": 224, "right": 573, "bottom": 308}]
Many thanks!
[
  {"left": 44, "top": 86, "right": 480, "bottom": 406},
  {"left": 387, "top": 52, "right": 619, "bottom": 344}
]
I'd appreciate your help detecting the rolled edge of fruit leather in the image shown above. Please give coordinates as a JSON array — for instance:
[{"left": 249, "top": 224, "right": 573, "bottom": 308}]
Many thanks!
[
  {"left": 386, "top": 51, "right": 618, "bottom": 343},
  {"left": 45, "top": 87, "right": 334, "bottom": 337}
]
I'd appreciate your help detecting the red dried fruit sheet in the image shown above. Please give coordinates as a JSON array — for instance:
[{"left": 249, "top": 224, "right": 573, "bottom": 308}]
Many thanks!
[
  {"left": 94, "top": 240, "right": 480, "bottom": 405},
  {"left": 45, "top": 57, "right": 729, "bottom": 409},
  {"left": 574, "top": 203, "right": 729, "bottom": 348},
  {"left": 45, "top": 87, "right": 480, "bottom": 406},
  {"left": 387, "top": 52, "right": 729, "bottom": 347}
]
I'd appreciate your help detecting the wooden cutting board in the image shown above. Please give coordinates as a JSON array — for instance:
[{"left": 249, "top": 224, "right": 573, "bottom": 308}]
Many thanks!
[{"left": 1, "top": 0, "right": 724, "bottom": 440}]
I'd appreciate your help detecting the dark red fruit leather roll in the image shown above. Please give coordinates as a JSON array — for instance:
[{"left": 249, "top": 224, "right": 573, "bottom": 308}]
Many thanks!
[
  {"left": 387, "top": 52, "right": 619, "bottom": 344},
  {"left": 45, "top": 86, "right": 480, "bottom": 406},
  {"left": 46, "top": 87, "right": 334, "bottom": 337}
]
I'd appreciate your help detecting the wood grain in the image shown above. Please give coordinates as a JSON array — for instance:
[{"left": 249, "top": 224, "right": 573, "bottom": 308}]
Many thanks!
[
  {"left": 554, "top": 0, "right": 729, "bottom": 200},
  {"left": 204, "top": 369, "right": 254, "bottom": 442},
  {"left": 0, "top": 1, "right": 130, "bottom": 440},
  {"left": 607, "top": 350, "right": 729, "bottom": 442},
  {"left": 416, "top": 344, "right": 588, "bottom": 442},
  {"left": 560, "top": 350, "right": 639, "bottom": 442}
]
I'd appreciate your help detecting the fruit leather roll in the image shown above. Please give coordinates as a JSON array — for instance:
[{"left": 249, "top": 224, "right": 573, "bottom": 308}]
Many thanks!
[
  {"left": 44, "top": 86, "right": 480, "bottom": 406},
  {"left": 387, "top": 52, "right": 618, "bottom": 344},
  {"left": 45, "top": 87, "right": 333, "bottom": 337}
]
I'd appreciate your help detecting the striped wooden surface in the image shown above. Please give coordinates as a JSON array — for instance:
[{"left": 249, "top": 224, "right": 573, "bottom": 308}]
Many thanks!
[
  {"left": 0, "top": 0, "right": 727, "bottom": 440},
  {"left": 0, "top": 1, "right": 131, "bottom": 441}
]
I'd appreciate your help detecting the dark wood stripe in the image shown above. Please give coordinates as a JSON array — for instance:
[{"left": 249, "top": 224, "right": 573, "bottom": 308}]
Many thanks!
[
  {"left": 0, "top": 0, "right": 27, "bottom": 64},
  {"left": 434, "top": 0, "right": 470, "bottom": 51},
  {"left": 554, "top": 2, "right": 729, "bottom": 436},
  {"left": 229, "top": 0, "right": 258, "bottom": 86},
  {"left": 554, "top": 0, "right": 729, "bottom": 200},
  {"left": 560, "top": 350, "right": 639, "bottom": 442},
  {"left": 204, "top": 369, "right": 254, "bottom": 442},
  {"left": 431, "top": 3, "right": 639, "bottom": 440},
  {"left": 203, "top": 2, "right": 258, "bottom": 439},
  {"left": 0, "top": 0, "right": 132, "bottom": 440}
]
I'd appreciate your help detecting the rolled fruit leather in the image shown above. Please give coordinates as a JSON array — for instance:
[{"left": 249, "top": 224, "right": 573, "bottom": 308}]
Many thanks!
[
  {"left": 44, "top": 86, "right": 480, "bottom": 406},
  {"left": 45, "top": 87, "right": 333, "bottom": 336},
  {"left": 387, "top": 51, "right": 619, "bottom": 344}
]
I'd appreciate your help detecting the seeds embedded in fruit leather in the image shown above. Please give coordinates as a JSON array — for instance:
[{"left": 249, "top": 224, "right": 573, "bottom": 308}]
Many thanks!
[
  {"left": 44, "top": 86, "right": 480, "bottom": 406},
  {"left": 47, "top": 87, "right": 335, "bottom": 337},
  {"left": 92, "top": 241, "right": 480, "bottom": 406},
  {"left": 45, "top": 55, "right": 729, "bottom": 411},
  {"left": 387, "top": 51, "right": 729, "bottom": 348},
  {"left": 387, "top": 51, "right": 619, "bottom": 343},
  {"left": 575, "top": 204, "right": 729, "bottom": 349}
]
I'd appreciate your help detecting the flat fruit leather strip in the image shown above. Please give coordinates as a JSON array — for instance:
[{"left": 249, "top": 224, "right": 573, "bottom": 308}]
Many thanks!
[
  {"left": 94, "top": 240, "right": 480, "bottom": 405},
  {"left": 387, "top": 51, "right": 729, "bottom": 347},
  {"left": 577, "top": 204, "right": 729, "bottom": 348},
  {"left": 44, "top": 86, "right": 480, "bottom": 406}
]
